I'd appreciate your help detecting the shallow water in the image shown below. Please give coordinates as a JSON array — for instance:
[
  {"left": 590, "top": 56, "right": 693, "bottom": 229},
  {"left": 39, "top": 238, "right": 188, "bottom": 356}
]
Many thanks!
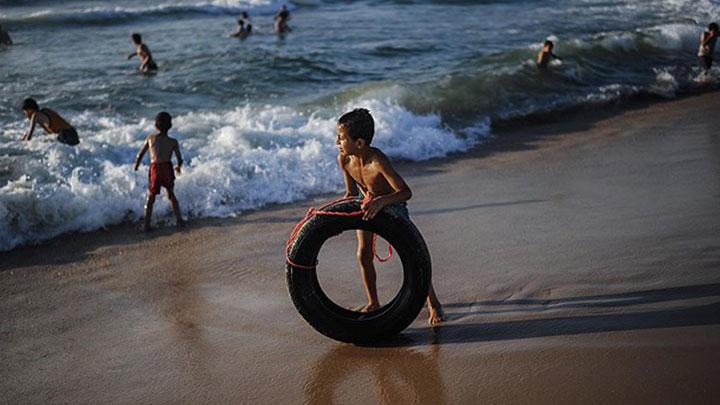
[{"left": 1, "top": 0, "right": 719, "bottom": 250}]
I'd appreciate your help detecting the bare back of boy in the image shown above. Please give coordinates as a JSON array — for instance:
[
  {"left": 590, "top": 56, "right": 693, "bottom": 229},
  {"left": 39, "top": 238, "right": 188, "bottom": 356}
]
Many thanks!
[{"left": 147, "top": 134, "right": 179, "bottom": 164}]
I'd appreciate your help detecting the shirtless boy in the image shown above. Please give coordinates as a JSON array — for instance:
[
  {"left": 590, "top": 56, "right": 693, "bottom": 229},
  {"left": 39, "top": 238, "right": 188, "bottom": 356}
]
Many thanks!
[
  {"left": 274, "top": 4, "right": 292, "bottom": 33},
  {"left": 336, "top": 108, "right": 444, "bottom": 325},
  {"left": 127, "top": 33, "right": 158, "bottom": 73},
  {"left": 698, "top": 23, "right": 719, "bottom": 72},
  {"left": 134, "top": 112, "right": 183, "bottom": 231},
  {"left": 537, "top": 40, "right": 562, "bottom": 68},
  {"left": 20, "top": 98, "right": 79, "bottom": 145},
  {"left": 0, "top": 24, "right": 12, "bottom": 46}
]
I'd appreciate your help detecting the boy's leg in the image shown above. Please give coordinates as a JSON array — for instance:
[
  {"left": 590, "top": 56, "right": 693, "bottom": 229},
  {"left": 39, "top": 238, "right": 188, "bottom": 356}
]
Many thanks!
[
  {"left": 166, "top": 188, "right": 183, "bottom": 226},
  {"left": 144, "top": 192, "right": 156, "bottom": 231},
  {"left": 426, "top": 283, "right": 444, "bottom": 325},
  {"left": 356, "top": 230, "right": 380, "bottom": 312}
]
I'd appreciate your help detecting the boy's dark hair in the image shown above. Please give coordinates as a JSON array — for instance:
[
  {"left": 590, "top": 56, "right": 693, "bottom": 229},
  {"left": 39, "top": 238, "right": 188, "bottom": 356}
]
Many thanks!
[
  {"left": 544, "top": 40, "right": 554, "bottom": 47},
  {"left": 155, "top": 111, "right": 172, "bottom": 132},
  {"left": 22, "top": 98, "right": 39, "bottom": 111},
  {"left": 131, "top": 33, "right": 142, "bottom": 43},
  {"left": 338, "top": 108, "right": 374, "bottom": 144},
  {"left": 709, "top": 23, "right": 719, "bottom": 32},
  {"left": 241, "top": 11, "right": 249, "bottom": 18}
]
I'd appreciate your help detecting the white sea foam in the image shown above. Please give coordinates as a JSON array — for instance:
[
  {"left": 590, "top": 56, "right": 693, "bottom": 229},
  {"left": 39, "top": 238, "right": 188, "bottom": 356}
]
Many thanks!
[{"left": 0, "top": 97, "right": 487, "bottom": 251}]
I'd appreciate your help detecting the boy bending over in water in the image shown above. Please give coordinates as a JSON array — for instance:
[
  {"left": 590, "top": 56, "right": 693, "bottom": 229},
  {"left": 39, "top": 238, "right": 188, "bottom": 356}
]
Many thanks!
[
  {"left": 134, "top": 112, "right": 183, "bottom": 231},
  {"left": 336, "top": 108, "right": 444, "bottom": 325},
  {"left": 21, "top": 98, "right": 79, "bottom": 145},
  {"left": 128, "top": 33, "right": 158, "bottom": 73}
]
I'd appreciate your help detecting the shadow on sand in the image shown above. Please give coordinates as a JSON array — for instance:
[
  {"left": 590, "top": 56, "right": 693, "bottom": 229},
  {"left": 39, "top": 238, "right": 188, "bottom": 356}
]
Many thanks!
[{"left": 371, "top": 283, "right": 720, "bottom": 348}]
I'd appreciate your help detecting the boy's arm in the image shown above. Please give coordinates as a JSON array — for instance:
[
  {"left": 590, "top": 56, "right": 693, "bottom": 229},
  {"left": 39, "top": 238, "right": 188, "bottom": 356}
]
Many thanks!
[
  {"left": 362, "top": 153, "right": 412, "bottom": 220},
  {"left": 337, "top": 154, "right": 359, "bottom": 198},
  {"left": 701, "top": 31, "right": 716, "bottom": 46},
  {"left": 133, "top": 137, "right": 149, "bottom": 171},
  {"left": 173, "top": 139, "right": 183, "bottom": 174},
  {"left": 22, "top": 113, "right": 38, "bottom": 141},
  {"left": 127, "top": 51, "right": 136, "bottom": 59},
  {"left": 551, "top": 52, "right": 562, "bottom": 60}
]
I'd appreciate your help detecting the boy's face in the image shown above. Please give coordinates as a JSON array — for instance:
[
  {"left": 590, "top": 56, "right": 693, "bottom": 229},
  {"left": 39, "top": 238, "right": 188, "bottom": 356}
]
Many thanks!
[{"left": 336, "top": 125, "right": 363, "bottom": 156}]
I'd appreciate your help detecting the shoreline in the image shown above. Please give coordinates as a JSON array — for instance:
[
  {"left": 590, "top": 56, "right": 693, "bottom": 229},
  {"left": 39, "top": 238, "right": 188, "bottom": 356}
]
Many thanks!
[
  {"left": 2, "top": 88, "right": 720, "bottom": 403},
  {"left": 2, "top": 88, "right": 718, "bottom": 262}
]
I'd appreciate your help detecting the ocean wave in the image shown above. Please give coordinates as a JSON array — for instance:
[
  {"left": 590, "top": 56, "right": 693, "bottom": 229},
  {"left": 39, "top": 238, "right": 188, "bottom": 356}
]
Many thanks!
[
  {"left": 2, "top": 0, "right": 295, "bottom": 26},
  {"left": 0, "top": 95, "right": 488, "bottom": 251},
  {"left": 396, "top": 21, "right": 719, "bottom": 127}
]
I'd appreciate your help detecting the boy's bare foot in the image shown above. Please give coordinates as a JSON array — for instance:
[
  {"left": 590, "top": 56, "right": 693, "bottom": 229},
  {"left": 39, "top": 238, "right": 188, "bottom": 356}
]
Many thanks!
[
  {"left": 356, "top": 302, "right": 380, "bottom": 313},
  {"left": 428, "top": 306, "right": 444, "bottom": 325}
]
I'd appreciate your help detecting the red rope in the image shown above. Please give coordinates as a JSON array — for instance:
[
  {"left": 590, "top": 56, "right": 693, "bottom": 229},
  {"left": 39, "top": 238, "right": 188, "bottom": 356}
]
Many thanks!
[{"left": 285, "top": 194, "right": 394, "bottom": 269}]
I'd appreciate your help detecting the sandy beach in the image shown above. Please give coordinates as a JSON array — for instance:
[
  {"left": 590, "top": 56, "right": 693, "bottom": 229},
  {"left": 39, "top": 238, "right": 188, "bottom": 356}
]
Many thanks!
[{"left": 2, "top": 92, "right": 720, "bottom": 403}]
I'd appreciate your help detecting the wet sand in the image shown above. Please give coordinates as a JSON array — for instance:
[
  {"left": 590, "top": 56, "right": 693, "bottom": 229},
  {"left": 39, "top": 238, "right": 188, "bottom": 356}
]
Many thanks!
[{"left": 2, "top": 93, "right": 720, "bottom": 404}]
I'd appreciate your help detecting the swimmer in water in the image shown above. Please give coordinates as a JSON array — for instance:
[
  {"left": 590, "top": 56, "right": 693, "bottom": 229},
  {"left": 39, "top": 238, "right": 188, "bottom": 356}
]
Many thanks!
[
  {"left": 274, "top": 4, "right": 292, "bottom": 33},
  {"left": 231, "top": 19, "right": 249, "bottom": 38},
  {"left": 537, "top": 40, "right": 562, "bottom": 68},
  {"left": 127, "top": 33, "right": 158, "bottom": 73},
  {"left": 698, "top": 23, "right": 719, "bottom": 72},
  {"left": 0, "top": 24, "right": 12, "bottom": 46}
]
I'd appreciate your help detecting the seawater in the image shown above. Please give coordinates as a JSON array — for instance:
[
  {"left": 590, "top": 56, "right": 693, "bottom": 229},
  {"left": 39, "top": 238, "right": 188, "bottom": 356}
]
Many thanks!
[{"left": 0, "top": 0, "right": 719, "bottom": 250}]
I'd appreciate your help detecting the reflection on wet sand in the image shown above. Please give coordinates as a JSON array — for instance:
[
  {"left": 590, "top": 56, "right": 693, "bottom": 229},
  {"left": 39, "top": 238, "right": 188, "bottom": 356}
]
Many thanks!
[
  {"left": 305, "top": 343, "right": 445, "bottom": 404},
  {"left": 146, "top": 263, "right": 213, "bottom": 389}
]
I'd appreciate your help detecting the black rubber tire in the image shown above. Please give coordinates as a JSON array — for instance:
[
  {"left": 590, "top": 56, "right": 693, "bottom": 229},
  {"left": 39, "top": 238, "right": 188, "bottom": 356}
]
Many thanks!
[{"left": 286, "top": 199, "right": 431, "bottom": 344}]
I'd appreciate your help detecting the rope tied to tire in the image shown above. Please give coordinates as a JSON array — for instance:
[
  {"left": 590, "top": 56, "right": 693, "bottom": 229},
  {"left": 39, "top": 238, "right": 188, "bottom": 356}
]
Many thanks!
[
  {"left": 285, "top": 197, "right": 432, "bottom": 343},
  {"left": 286, "top": 193, "right": 393, "bottom": 270}
]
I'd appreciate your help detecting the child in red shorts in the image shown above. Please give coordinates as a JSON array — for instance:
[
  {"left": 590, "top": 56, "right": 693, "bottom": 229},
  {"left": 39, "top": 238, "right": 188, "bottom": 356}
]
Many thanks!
[{"left": 133, "top": 112, "right": 184, "bottom": 231}]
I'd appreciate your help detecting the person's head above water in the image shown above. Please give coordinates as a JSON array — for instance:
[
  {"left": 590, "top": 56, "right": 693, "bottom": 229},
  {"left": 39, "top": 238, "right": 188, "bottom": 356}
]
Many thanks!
[
  {"left": 155, "top": 112, "right": 172, "bottom": 133},
  {"left": 131, "top": 33, "right": 142, "bottom": 45},
  {"left": 21, "top": 98, "right": 39, "bottom": 117},
  {"left": 709, "top": 23, "right": 719, "bottom": 33},
  {"left": 241, "top": 11, "right": 249, "bottom": 18},
  {"left": 337, "top": 108, "right": 374, "bottom": 150},
  {"left": 544, "top": 40, "right": 554, "bottom": 49}
]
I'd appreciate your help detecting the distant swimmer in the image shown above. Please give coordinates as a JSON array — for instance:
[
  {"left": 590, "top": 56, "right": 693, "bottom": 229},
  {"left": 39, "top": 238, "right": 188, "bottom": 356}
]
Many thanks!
[
  {"left": 133, "top": 112, "right": 184, "bottom": 232},
  {"left": 274, "top": 4, "right": 292, "bottom": 33},
  {"left": 0, "top": 24, "right": 12, "bottom": 46},
  {"left": 127, "top": 33, "right": 158, "bottom": 73},
  {"left": 536, "top": 40, "right": 562, "bottom": 68},
  {"left": 698, "top": 23, "right": 718, "bottom": 72},
  {"left": 20, "top": 98, "right": 79, "bottom": 146},
  {"left": 231, "top": 20, "right": 250, "bottom": 39},
  {"left": 240, "top": 11, "right": 253, "bottom": 33}
]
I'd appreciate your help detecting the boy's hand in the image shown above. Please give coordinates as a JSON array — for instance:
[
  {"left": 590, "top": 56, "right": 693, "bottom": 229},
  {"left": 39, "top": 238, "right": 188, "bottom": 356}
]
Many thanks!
[
  {"left": 361, "top": 197, "right": 386, "bottom": 221},
  {"left": 175, "top": 165, "right": 182, "bottom": 175}
]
